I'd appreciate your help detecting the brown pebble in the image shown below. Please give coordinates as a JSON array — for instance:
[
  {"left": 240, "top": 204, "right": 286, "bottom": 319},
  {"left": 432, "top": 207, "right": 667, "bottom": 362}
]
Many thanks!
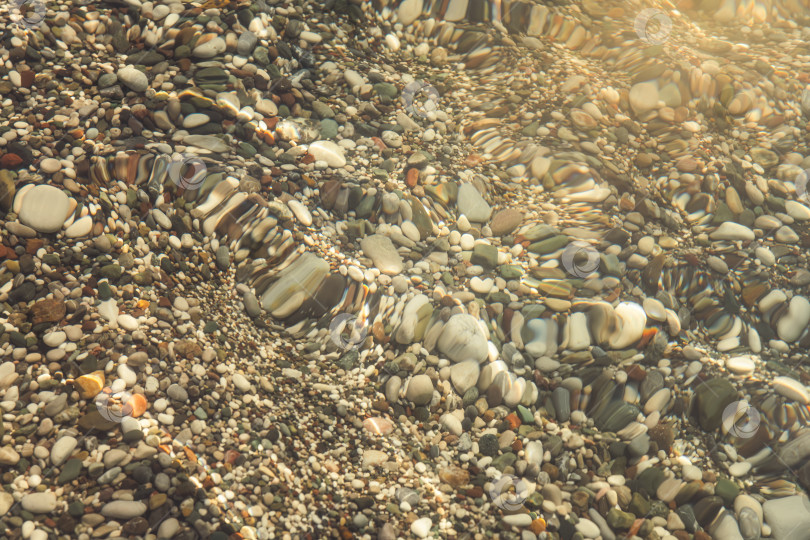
[
  {"left": 371, "top": 400, "right": 389, "bottom": 412},
  {"left": 542, "top": 463, "right": 559, "bottom": 482},
  {"left": 648, "top": 422, "right": 675, "bottom": 451},
  {"left": 122, "top": 517, "right": 149, "bottom": 536},
  {"left": 438, "top": 465, "right": 469, "bottom": 488},
  {"left": 31, "top": 298, "right": 66, "bottom": 325}
]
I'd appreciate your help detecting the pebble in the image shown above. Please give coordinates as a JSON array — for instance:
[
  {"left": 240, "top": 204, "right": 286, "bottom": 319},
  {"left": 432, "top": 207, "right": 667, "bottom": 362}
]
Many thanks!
[
  {"left": 65, "top": 215, "right": 93, "bottom": 238},
  {"left": 17, "top": 185, "right": 71, "bottom": 233},
  {"left": 629, "top": 82, "right": 659, "bottom": 113},
  {"left": 232, "top": 373, "right": 251, "bottom": 392},
  {"left": 0, "top": 447, "right": 20, "bottom": 466},
  {"left": 437, "top": 314, "right": 488, "bottom": 363},
  {"left": 457, "top": 183, "right": 492, "bottom": 222},
  {"left": 118, "top": 65, "right": 149, "bottom": 92},
  {"left": 729, "top": 462, "right": 752, "bottom": 477},
  {"left": 20, "top": 493, "right": 56, "bottom": 514},
  {"left": 193, "top": 37, "right": 226, "bottom": 58},
  {"left": 406, "top": 374, "right": 434, "bottom": 405},
  {"left": 763, "top": 496, "right": 810, "bottom": 540},
  {"left": 726, "top": 356, "right": 756, "bottom": 375},
  {"left": 773, "top": 376, "right": 810, "bottom": 404},
  {"left": 576, "top": 518, "right": 601, "bottom": 538},
  {"left": 101, "top": 501, "right": 147, "bottom": 519},
  {"left": 411, "top": 517, "right": 432, "bottom": 538},
  {"left": 710, "top": 222, "right": 755, "bottom": 241},
  {"left": 50, "top": 436, "right": 77, "bottom": 466},
  {"left": 776, "top": 296, "right": 810, "bottom": 343},
  {"left": 39, "top": 158, "right": 61, "bottom": 174},
  {"left": 308, "top": 140, "right": 346, "bottom": 168},
  {"left": 450, "top": 360, "right": 480, "bottom": 394}
]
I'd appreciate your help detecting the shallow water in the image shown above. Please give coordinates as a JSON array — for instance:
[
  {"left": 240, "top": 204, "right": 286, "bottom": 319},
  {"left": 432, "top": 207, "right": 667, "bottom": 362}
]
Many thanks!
[{"left": 4, "top": 0, "right": 810, "bottom": 538}]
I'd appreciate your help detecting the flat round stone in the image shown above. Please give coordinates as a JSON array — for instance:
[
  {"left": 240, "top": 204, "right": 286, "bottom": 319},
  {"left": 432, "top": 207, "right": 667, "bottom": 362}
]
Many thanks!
[{"left": 18, "top": 185, "right": 71, "bottom": 233}]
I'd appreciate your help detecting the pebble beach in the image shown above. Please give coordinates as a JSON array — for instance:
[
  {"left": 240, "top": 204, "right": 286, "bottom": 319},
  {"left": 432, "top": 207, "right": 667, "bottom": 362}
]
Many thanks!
[{"left": 4, "top": 0, "right": 810, "bottom": 538}]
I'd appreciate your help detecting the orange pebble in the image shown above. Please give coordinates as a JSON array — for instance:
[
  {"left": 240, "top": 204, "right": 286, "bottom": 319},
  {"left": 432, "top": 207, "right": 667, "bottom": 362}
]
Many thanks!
[
  {"left": 530, "top": 518, "right": 546, "bottom": 534},
  {"left": 126, "top": 393, "right": 148, "bottom": 418},
  {"left": 183, "top": 446, "right": 198, "bottom": 463},
  {"left": 504, "top": 413, "right": 522, "bottom": 430},
  {"left": 406, "top": 167, "right": 419, "bottom": 188},
  {"left": 627, "top": 517, "right": 645, "bottom": 537},
  {"left": 637, "top": 327, "right": 658, "bottom": 349}
]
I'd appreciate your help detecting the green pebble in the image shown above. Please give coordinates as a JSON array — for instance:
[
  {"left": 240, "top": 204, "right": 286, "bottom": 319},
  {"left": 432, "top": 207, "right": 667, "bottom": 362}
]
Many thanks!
[
  {"left": 633, "top": 467, "right": 666, "bottom": 498},
  {"left": 58, "top": 458, "right": 83, "bottom": 484},
  {"left": 471, "top": 244, "right": 498, "bottom": 269},
  {"left": 606, "top": 508, "right": 636, "bottom": 530},
  {"left": 68, "top": 501, "right": 84, "bottom": 517},
  {"left": 517, "top": 425, "right": 535, "bottom": 437},
  {"left": 9, "top": 332, "right": 25, "bottom": 347},
  {"left": 525, "top": 491, "right": 543, "bottom": 509},
  {"left": 516, "top": 405, "right": 533, "bottom": 424},
  {"left": 490, "top": 452, "right": 517, "bottom": 472},
  {"left": 522, "top": 121, "right": 539, "bottom": 136},
  {"left": 489, "top": 292, "right": 511, "bottom": 304},
  {"left": 320, "top": 118, "right": 338, "bottom": 139},
  {"left": 499, "top": 265, "right": 523, "bottom": 279},
  {"left": 99, "top": 264, "right": 122, "bottom": 280},
  {"left": 715, "top": 478, "right": 740, "bottom": 506},
  {"left": 628, "top": 492, "right": 650, "bottom": 516},
  {"left": 98, "top": 281, "right": 112, "bottom": 301},
  {"left": 237, "top": 142, "right": 257, "bottom": 158},
  {"left": 373, "top": 82, "right": 398, "bottom": 100}
]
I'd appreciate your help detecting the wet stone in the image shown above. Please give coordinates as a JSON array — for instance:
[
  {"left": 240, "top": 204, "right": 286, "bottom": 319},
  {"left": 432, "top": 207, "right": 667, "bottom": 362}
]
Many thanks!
[
  {"left": 694, "top": 378, "right": 737, "bottom": 431},
  {"left": 694, "top": 496, "right": 724, "bottom": 527},
  {"left": 479, "top": 434, "right": 499, "bottom": 457},
  {"left": 470, "top": 244, "right": 498, "bottom": 268},
  {"left": 606, "top": 508, "right": 635, "bottom": 530}
]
